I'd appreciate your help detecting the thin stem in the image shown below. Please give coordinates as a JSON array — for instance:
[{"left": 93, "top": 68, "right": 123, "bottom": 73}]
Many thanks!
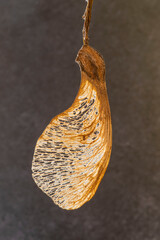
[{"left": 82, "top": 0, "right": 94, "bottom": 45}]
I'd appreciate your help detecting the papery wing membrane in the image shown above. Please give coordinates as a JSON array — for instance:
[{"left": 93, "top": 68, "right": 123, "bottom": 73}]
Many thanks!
[{"left": 32, "top": 80, "right": 111, "bottom": 210}]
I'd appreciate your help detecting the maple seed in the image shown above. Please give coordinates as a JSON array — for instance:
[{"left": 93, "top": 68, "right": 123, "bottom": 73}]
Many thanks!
[{"left": 32, "top": 0, "right": 112, "bottom": 210}]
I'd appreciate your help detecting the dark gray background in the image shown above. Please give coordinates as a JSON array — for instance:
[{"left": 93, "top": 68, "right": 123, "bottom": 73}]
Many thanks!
[{"left": 0, "top": 0, "right": 160, "bottom": 239}]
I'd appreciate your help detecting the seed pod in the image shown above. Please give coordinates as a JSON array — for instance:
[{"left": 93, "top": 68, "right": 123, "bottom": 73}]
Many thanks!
[{"left": 32, "top": 0, "right": 112, "bottom": 210}]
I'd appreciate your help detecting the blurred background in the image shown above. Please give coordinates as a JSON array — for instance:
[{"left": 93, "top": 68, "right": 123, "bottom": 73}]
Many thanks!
[{"left": 0, "top": 0, "right": 160, "bottom": 239}]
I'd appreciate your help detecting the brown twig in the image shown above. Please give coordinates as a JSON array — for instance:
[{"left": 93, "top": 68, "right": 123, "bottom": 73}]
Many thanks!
[{"left": 82, "top": 0, "right": 94, "bottom": 45}]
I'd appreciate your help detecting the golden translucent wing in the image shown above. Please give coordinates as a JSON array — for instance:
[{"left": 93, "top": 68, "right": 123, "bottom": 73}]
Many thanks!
[{"left": 32, "top": 66, "right": 112, "bottom": 209}]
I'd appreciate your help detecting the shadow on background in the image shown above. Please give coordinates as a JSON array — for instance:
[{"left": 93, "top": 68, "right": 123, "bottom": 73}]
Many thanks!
[{"left": 0, "top": 0, "right": 160, "bottom": 239}]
